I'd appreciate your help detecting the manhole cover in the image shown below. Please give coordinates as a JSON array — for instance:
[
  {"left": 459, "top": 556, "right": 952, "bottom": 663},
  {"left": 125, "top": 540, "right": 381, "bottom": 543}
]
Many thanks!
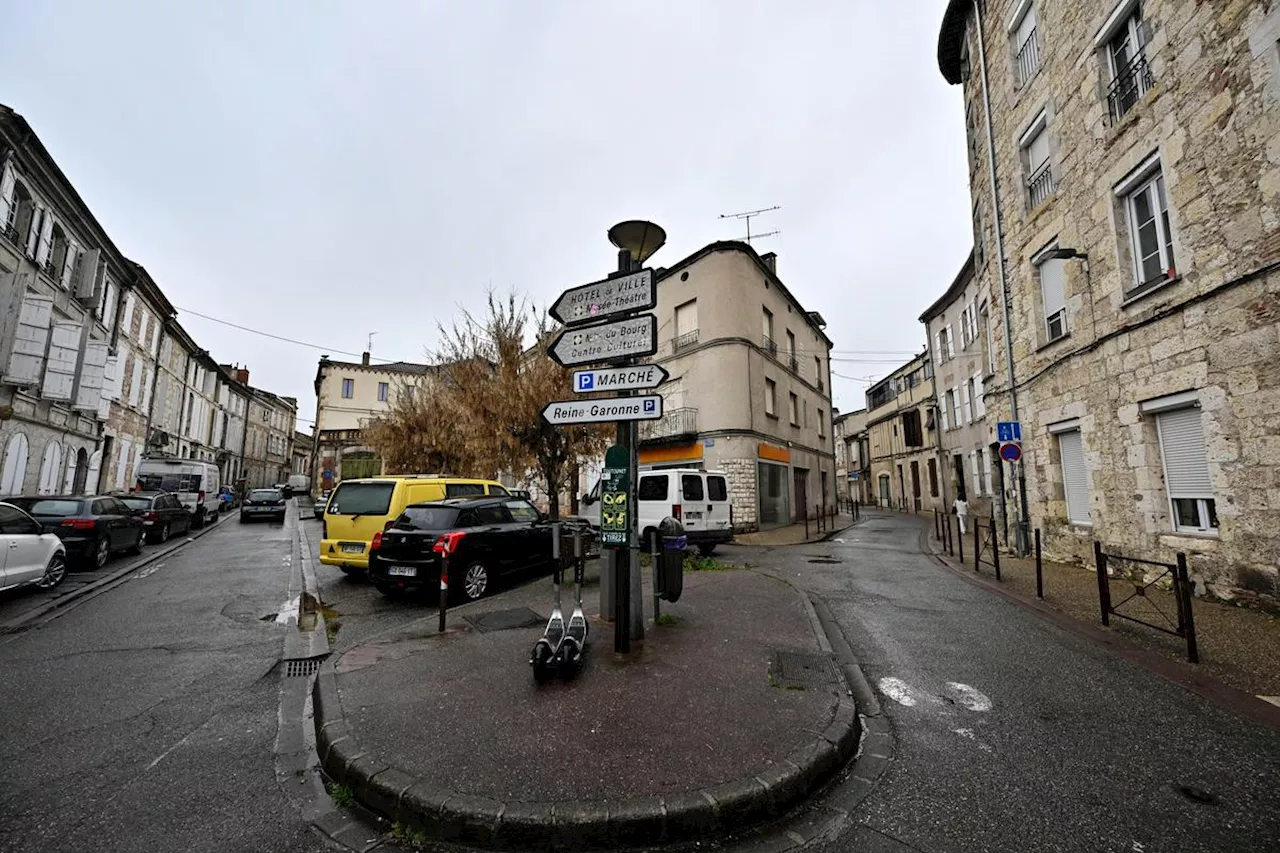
[
  {"left": 770, "top": 650, "right": 836, "bottom": 689},
  {"left": 808, "top": 558, "right": 842, "bottom": 564},
  {"left": 281, "top": 657, "right": 326, "bottom": 678},
  {"left": 466, "top": 607, "right": 546, "bottom": 633}
]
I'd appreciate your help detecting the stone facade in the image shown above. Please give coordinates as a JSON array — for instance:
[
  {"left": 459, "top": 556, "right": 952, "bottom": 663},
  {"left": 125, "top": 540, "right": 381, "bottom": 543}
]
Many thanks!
[
  {"left": 833, "top": 409, "right": 869, "bottom": 503},
  {"left": 937, "top": 0, "right": 1280, "bottom": 599},
  {"left": 866, "top": 354, "right": 946, "bottom": 514}
]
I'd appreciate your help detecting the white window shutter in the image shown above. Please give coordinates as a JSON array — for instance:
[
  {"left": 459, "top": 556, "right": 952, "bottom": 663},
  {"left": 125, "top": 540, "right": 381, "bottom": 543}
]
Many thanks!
[
  {"left": 75, "top": 247, "right": 101, "bottom": 300},
  {"left": 973, "top": 373, "right": 986, "bottom": 417},
  {"left": 1157, "top": 409, "right": 1213, "bottom": 497},
  {"left": 982, "top": 450, "right": 992, "bottom": 495},
  {"left": 115, "top": 439, "right": 132, "bottom": 490},
  {"left": 0, "top": 433, "right": 29, "bottom": 494},
  {"left": 61, "top": 453, "right": 77, "bottom": 493},
  {"left": 0, "top": 162, "right": 15, "bottom": 225},
  {"left": 5, "top": 293, "right": 54, "bottom": 386},
  {"left": 1058, "top": 430, "right": 1091, "bottom": 525},
  {"left": 74, "top": 341, "right": 110, "bottom": 412},
  {"left": 970, "top": 450, "right": 980, "bottom": 498},
  {"left": 128, "top": 357, "right": 143, "bottom": 408},
  {"left": 960, "top": 382, "right": 972, "bottom": 423},
  {"left": 934, "top": 331, "right": 943, "bottom": 365},
  {"left": 946, "top": 324, "right": 956, "bottom": 358},
  {"left": 131, "top": 444, "right": 145, "bottom": 489},
  {"left": 940, "top": 400, "right": 949, "bottom": 432},
  {"left": 121, "top": 292, "right": 135, "bottom": 336},
  {"left": 35, "top": 211, "right": 54, "bottom": 265},
  {"left": 141, "top": 366, "right": 153, "bottom": 415},
  {"left": 41, "top": 322, "right": 82, "bottom": 401},
  {"left": 1040, "top": 259, "right": 1066, "bottom": 318},
  {"left": 60, "top": 240, "right": 80, "bottom": 289},
  {"left": 25, "top": 206, "right": 43, "bottom": 257},
  {"left": 85, "top": 450, "right": 102, "bottom": 494},
  {"left": 37, "top": 441, "right": 62, "bottom": 495}
]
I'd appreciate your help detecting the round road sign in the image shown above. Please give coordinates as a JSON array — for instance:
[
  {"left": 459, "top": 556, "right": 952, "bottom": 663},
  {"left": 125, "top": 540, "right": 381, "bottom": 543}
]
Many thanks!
[{"left": 999, "top": 442, "right": 1022, "bottom": 463}]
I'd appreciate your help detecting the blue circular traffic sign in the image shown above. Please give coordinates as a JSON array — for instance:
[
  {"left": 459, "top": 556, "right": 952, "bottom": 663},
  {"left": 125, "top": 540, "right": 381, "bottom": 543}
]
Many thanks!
[{"left": 999, "top": 442, "right": 1022, "bottom": 463}]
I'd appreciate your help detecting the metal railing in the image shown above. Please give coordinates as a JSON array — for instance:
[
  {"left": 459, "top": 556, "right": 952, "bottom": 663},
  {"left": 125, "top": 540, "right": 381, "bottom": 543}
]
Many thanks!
[
  {"left": 1027, "top": 159, "right": 1054, "bottom": 207},
  {"left": 1107, "top": 53, "right": 1154, "bottom": 123},
  {"left": 1015, "top": 28, "right": 1039, "bottom": 87},
  {"left": 1094, "top": 543, "right": 1198, "bottom": 663},
  {"left": 639, "top": 407, "right": 697, "bottom": 441},
  {"left": 762, "top": 335, "right": 778, "bottom": 356},
  {"left": 673, "top": 330, "right": 699, "bottom": 352}
]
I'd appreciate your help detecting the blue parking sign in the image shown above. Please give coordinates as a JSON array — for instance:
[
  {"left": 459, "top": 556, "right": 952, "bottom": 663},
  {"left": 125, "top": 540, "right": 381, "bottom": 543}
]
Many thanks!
[
  {"left": 997, "top": 421, "right": 1022, "bottom": 442},
  {"left": 643, "top": 398, "right": 656, "bottom": 413},
  {"left": 576, "top": 372, "right": 595, "bottom": 391}
]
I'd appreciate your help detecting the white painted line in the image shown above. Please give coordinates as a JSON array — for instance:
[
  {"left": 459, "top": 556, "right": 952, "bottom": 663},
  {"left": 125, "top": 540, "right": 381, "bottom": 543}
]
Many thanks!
[
  {"left": 952, "top": 727, "right": 993, "bottom": 753},
  {"left": 275, "top": 596, "right": 301, "bottom": 626},
  {"left": 945, "top": 682, "right": 993, "bottom": 712},
  {"left": 1258, "top": 695, "right": 1280, "bottom": 708},
  {"left": 133, "top": 563, "right": 166, "bottom": 580},
  {"left": 877, "top": 677, "right": 917, "bottom": 707}
]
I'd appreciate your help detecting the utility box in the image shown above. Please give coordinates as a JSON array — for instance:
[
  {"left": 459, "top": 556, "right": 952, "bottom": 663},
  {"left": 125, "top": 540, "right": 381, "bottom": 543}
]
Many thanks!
[{"left": 656, "top": 516, "right": 686, "bottom": 603}]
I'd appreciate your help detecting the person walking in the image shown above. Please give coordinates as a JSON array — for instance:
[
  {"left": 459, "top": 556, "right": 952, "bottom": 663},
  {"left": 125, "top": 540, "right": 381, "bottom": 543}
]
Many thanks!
[{"left": 954, "top": 496, "right": 970, "bottom": 536}]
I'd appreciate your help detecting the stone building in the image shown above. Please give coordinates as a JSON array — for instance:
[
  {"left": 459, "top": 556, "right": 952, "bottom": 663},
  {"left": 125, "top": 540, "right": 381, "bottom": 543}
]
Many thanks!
[
  {"left": 920, "top": 250, "right": 1004, "bottom": 523},
  {"left": 865, "top": 353, "right": 944, "bottom": 513},
  {"left": 211, "top": 365, "right": 249, "bottom": 486},
  {"left": 244, "top": 387, "right": 296, "bottom": 489},
  {"left": 147, "top": 320, "right": 197, "bottom": 462},
  {"left": 833, "top": 409, "right": 869, "bottom": 504},
  {"left": 936, "top": 0, "right": 1280, "bottom": 598},
  {"left": 640, "top": 241, "right": 836, "bottom": 530}
]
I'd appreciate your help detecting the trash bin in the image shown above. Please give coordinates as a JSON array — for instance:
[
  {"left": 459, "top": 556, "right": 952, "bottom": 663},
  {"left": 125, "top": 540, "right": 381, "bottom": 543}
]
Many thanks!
[{"left": 656, "top": 516, "right": 686, "bottom": 603}]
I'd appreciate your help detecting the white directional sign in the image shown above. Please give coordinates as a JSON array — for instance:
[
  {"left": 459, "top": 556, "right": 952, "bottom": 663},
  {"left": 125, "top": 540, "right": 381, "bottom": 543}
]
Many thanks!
[
  {"left": 542, "top": 395, "right": 664, "bottom": 425},
  {"left": 573, "top": 363, "right": 669, "bottom": 394},
  {"left": 548, "top": 314, "right": 657, "bottom": 367},
  {"left": 550, "top": 268, "right": 656, "bottom": 327}
]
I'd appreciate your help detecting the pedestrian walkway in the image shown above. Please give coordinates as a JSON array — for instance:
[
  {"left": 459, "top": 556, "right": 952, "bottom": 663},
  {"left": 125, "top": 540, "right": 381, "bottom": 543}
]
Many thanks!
[{"left": 734, "top": 511, "right": 856, "bottom": 546}]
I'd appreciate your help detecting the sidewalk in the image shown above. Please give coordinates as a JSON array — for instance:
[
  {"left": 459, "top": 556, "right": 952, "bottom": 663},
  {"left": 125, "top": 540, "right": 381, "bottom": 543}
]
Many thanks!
[
  {"left": 312, "top": 559, "right": 860, "bottom": 849},
  {"left": 927, "top": 523, "right": 1280, "bottom": 703},
  {"left": 735, "top": 511, "right": 856, "bottom": 547}
]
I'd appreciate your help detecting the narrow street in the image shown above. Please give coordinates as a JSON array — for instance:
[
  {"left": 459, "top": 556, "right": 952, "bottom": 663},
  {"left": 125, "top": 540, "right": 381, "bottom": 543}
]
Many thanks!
[
  {"left": 730, "top": 511, "right": 1280, "bottom": 853},
  {"left": 0, "top": 512, "right": 328, "bottom": 853}
]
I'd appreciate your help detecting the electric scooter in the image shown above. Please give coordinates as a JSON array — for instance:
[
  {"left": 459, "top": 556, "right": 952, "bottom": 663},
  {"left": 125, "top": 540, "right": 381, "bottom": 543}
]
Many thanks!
[
  {"left": 554, "top": 528, "right": 588, "bottom": 676},
  {"left": 530, "top": 523, "right": 566, "bottom": 682}
]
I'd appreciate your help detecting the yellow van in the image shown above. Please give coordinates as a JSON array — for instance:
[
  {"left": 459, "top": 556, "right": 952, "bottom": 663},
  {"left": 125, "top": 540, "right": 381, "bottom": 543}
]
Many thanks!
[{"left": 319, "top": 475, "right": 510, "bottom": 573}]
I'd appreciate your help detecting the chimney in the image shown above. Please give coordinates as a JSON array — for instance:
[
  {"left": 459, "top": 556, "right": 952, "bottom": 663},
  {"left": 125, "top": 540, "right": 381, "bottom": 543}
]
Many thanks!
[
  {"left": 361, "top": 351, "right": 370, "bottom": 366},
  {"left": 761, "top": 252, "right": 777, "bottom": 274},
  {"left": 235, "top": 367, "right": 249, "bottom": 384}
]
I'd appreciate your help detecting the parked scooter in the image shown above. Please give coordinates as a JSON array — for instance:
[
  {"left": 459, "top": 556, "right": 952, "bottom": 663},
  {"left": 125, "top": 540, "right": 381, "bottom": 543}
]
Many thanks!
[{"left": 530, "top": 524, "right": 588, "bottom": 681}]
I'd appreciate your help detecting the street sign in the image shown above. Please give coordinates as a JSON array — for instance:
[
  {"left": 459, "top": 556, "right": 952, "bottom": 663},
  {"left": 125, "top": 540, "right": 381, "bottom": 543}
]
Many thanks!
[
  {"left": 573, "top": 363, "right": 669, "bottom": 394},
  {"left": 599, "top": 446, "right": 630, "bottom": 547},
  {"left": 548, "top": 314, "right": 657, "bottom": 367},
  {"left": 997, "top": 421, "right": 1022, "bottom": 442},
  {"left": 550, "top": 268, "right": 656, "bottom": 327},
  {"left": 541, "top": 394, "right": 664, "bottom": 425},
  {"left": 999, "top": 441, "right": 1022, "bottom": 463}
]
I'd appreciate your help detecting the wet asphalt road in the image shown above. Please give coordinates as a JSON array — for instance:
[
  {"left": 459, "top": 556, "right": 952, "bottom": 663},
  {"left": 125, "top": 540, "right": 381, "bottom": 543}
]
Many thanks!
[
  {"left": 728, "top": 511, "right": 1280, "bottom": 853},
  {"left": 0, "top": 512, "right": 331, "bottom": 853}
]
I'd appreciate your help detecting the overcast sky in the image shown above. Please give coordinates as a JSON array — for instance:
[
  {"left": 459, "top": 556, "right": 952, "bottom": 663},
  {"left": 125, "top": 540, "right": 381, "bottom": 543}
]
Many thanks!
[{"left": 2, "top": 1, "right": 971, "bottom": 426}]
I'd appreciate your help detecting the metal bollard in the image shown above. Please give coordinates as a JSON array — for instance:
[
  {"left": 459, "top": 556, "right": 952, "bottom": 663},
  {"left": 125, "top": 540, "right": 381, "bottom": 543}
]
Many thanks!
[
  {"left": 650, "top": 528, "right": 660, "bottom": 623},
  {"left": 991, "top": 516, "right": 1000, "bottom": 581},
  {"left": 1094, "top": 541, "right": 1111, "bottom": 626},
  {"left": 1034, "top": 529, "right": 1043, "bottom": 599},
  {"left": 934, "top": 508, "right": 941, "bottom": 542},
  {"left": 957, "top": 518, "right": 964, "bottom": 564},
  {"left": 1176, "top": 552, "right": 1199, "bottom": 663},
  {"left": 973, "top": 522, "right": 979, "bottom": 572},
  {"left": 438, "top": 551, "right": 450, "bottom": 633}
]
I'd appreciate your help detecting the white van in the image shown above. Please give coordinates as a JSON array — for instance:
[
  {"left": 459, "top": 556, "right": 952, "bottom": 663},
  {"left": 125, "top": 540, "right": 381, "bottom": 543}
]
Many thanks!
[
  {"left": 135, "top": 458, "right": 222, "bottom": 528},
  {"left": 580, "top": 467, "right": 733, "bottom": 556}
]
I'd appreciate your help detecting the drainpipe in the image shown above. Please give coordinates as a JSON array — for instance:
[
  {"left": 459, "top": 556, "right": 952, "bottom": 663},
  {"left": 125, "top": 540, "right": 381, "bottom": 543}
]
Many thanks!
[{"left": 974, "top": 0, "right": 1031, "bottom": 555}]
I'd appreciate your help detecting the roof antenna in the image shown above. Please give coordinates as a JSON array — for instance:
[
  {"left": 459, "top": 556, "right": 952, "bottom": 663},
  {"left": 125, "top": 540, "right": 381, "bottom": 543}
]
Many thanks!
[
  {"left": 367, "top": 331, "right": 378, "bottom": 353},
  {"left": 719, "top": 205, "right": 781, "bottom": 245}
]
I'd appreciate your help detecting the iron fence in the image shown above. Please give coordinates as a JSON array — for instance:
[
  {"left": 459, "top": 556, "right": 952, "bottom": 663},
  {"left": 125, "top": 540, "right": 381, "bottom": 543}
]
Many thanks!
[
  {"left": 1107, "top": 53, "right": 1154, "bottom": 123},
  {"left": 1094, "top": 543, "right": 1199, "bottom": 663}
]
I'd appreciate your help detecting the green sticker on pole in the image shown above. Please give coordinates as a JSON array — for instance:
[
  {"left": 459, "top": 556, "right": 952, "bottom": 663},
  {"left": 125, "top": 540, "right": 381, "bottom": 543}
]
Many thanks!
[{"left": 600, "top": 444, "right": 630, "bottom": 548}]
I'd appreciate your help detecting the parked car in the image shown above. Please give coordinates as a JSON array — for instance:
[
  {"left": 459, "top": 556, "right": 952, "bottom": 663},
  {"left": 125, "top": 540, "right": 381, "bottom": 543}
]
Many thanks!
[
  {"left": 313, "top": 490, "right": 331, "bottom": 520},
  {"left": 580, "top": 467, "right": 733, "bottom": 555},
  {"left": 135, "top": 458, "right": 221, "bottom": 528},
  {"left": 0, "top": 501, "right": 68, "bottom": 593},
  {"left": 320, "top": 475, "right": 510, "bottom": 576},
  {"left": 240, "top": 488, "right": 287, "bottom": 524},
  {"left": 115, "top": 491, "right": 193, "bottom": 544},
  {"left": 3, "top": 495, "right": 145, "bottom": 569},
  {"left": 368, "top": 497, "right": 555, "bottom": 601},
  {"left": 217, "top": 486, "right": 240, "bottom": 512}
]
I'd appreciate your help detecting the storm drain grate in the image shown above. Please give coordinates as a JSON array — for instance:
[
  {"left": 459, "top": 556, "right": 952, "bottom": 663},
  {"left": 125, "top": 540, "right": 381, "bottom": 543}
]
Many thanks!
[
  {"left": 466, "top": 607, "right": 546, "bottom": 633},
  {"left": 770, "top": 650, "right": 837, "bottom": 689},
  {"left": 282, "top": 657, "right": 325, "bottom": 678}
]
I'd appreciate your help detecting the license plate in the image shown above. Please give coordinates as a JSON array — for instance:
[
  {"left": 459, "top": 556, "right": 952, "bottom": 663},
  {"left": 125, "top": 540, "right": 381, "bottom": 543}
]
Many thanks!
[
  {"left": 388, "top": 566, "right": 416, "bottom": 577},
  {"left": 685, "top": 511, "right": 703, "bottom": 520},
  {"left": 340, "top": 543, "right": 364, "bottom": 554}
]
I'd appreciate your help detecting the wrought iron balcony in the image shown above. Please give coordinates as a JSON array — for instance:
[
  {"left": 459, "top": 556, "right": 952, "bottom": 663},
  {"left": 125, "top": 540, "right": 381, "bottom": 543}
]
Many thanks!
[
  {"left": 640, "top": 407, "right": 698, "bottom": 443},
  {"left": 1107, "top": 53, "right": 1154, "bottom": 123},
  {"left": 673, "top": 330, "right": 699, "bottom": 352},
  {"left": 1027, "top": 160, "right": 1055, "bottom": 208},
  {"left": 1015, "top": 28, "right": 1039, "bottom": 87},
  {"left": 762, "top": 335, "right": 778, "bottom": 356}
]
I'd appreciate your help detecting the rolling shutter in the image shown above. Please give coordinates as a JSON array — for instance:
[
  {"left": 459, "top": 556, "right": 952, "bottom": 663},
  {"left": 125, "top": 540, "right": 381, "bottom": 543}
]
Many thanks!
[
  {"left": 1156, "top": 408, "right": 1212, "bottom": 497},
  {"left": 1058, "top": 430, "right": 1090, "bottom": 525},
  {"left": 41, "top": 322, "right": 82, "bottom": 401},
  {"left": 5, "top": 293, "right": 53, "bottom": 386}
]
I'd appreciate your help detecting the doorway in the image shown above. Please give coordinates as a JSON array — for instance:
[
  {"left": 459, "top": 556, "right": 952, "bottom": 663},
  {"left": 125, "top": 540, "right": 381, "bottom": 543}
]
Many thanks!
[
  {"left": 909, "top": 460, "right": 921, "bottom": 511},
  {"left": 793, "top": 467, "right": 809, "bottom": 521},
  {"left": 878, "top": 474, "right": 891, "bottom": 506}
]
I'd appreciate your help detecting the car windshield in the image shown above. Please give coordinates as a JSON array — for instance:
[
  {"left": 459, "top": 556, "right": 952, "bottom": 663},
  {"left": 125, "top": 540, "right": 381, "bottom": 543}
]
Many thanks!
[
  {"left": 12, "top": 499, "right": 83, "bottom": 516},
  {"left": 120, "top": 497, "right": 153, "bottom": 511},
  {"left": 250, "top": 490, "right": 282, "bottom": 501},
  {"left": 396, "top": 506, "right": 460, "bottom": 530},
  {"left": 328, "top": 482, "right": 395, "bottom": 515}
]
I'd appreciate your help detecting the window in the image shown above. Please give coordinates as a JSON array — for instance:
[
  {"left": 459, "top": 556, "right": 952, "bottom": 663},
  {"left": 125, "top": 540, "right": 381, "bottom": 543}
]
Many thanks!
[
  {"left": 1012, "top": 2, "right": 1039, "bottom": 86},
  {"left": 341, "top": 378, "right": 354, "bottom": 399},
  {"left": 788, "top": 393, "right": 799, "bottom": 426},
  {"left": 474, "top": 505, "right": 508, "bottom": 526},
  {"left": 1122, "top": 164, "right": 1176, "bottom": 292},
  {"left": 638, "top": 475, "right": 668, "bottom": 501},
  {"left": 1022, "top": 113, "right": 1054, "bottom": 207},
  {"left": 972, "top": 373, "right": 986, "bottom": 418},
  {"left": 1105, "top": 5, "right": 1152, "bottom": 122},
  {"left": 950, "top": 389, "right": 962, "bottom": 427},
  {"left": 682, "top": 475, "right": 704, "bottom": 501},
  {"left": 817, "top": 408, "right": 825, "bottom": 437},
  {"left": 935, "top": 324, "right": 955, "bottom": 363},
  {"left": 1038, "top": 254, "right": 1068, "bottom": 340},
  {"left": 981, "top": 301, "right": 996, "bottom": 374},
  {"left": 952, "top": 454, "right": 967, "bottom": 501},
  {"left": 765, "top": 378, "right": 777, "bottom": 416},
  {"left": 960, "top": 300, "right": 978, "bottom": 347},
  {"left": 377, "top": 382, "right": 389, "bottom": 402},
  {"left": 902, "top": 409, "right": 923, "bottom": 447},
  {"left": 814, "top": 356, "right": 823, "bottom": 390},
  {"left": 707, "top": 476, "right": 727, "bottom": 501},
  {"left": 927, "top": 458, "right": 939, "bottom": 498},
  {"left": 1154, "top": 406, "right": 1217, "bottom": 534},
  {"left": 674, "top": 299, "right": 698, "bottom": 351},
  {"left": 786, "top": 330, "right": 797, "bottom": 370},
  {"left": 1055, "top": 428, "right": 1091, "bottom": 525},
  {"left": 961, "top": 382, "right": 973, "bottom": 424},
  {"left": 762, "top": 308, "right": 775, "bottom": 352},
  {"left": 505, "top": 501, "right": 540, "bottom": 523},
  {"left": 973, "top": 204, "right": 985, "bottom": 266}
]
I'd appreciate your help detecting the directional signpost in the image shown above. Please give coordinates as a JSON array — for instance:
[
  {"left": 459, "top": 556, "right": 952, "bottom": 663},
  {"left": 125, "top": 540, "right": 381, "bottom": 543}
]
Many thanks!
[
  {"left": 550, "top": 268, "right": 655, "bottom": 327},
  {"left": 542, "top": 395, "right": 663, "bottom": 425},
  {"left": 548, "top": 314, "right": 657, "bottom": 368},
  {"left": 573, "top": 364, "right": 669, "bottom": 394}
]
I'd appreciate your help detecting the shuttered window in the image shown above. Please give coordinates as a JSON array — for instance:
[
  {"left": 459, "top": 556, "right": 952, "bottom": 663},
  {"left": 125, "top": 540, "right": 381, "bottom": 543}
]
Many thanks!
[
  {"left": 1057, "top": 430, "right": 1091, "bottom": 525},
  {"left": 972, "top": 373, "right": 986, "bottom": 417},
  {"left": 1039, "top": 257, "right": 1067, "bottom": 340},
  {"left": 41, "top": 322, "right": 82, "bottom": 401},
  {"left": 0, "top": 433, "right": 29, "bottom": 494},
  {"left": 74, "top": 341, "right": 110, "bottom": 412},
  {"left": 5, "top": 293, "right": 53, "bottom": 386},
  {"left": 1156, "top": 407, "right": 1217, "bottom": 533}
]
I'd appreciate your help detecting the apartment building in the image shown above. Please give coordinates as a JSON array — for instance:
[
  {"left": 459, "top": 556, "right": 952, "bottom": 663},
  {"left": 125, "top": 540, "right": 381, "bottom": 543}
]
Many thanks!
[
  {"left": 0, "top": 106, "right": 123, "bottom": 496},
  {"left": 833, "top": 409, "right": 869, "bottom": 504},
  {"left": 212, "top": 365, "right": 249, "bottom": 486},
  {"left": 920, "top": 250, "right": 1004, "bottom": 522},
  {"left": 936, "top": 0, "right": 1280, "bottom": 597},
  {"left": 292, "top": 431, "right": 313, "bottom": 481},
  {"left": 865, "top": 354, "right": 944, "bottom": 513},
  {"left": 147, "top": 320, "right": 197, "bottom": 461},
  {"left": 243, "top": 388, "right": 296, "bottom": 489},
  {"left": 641, "top": 241, "right": 836, "bottom": 530},
  {"left": 312, "top": 353, "right": 432, "bottom": 490}
]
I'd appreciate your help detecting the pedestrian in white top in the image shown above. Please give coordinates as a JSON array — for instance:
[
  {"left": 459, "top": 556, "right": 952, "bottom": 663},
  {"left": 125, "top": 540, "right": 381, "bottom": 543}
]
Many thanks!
[{"left": 954, "top": 497, "right": 970, "bottom": 535}]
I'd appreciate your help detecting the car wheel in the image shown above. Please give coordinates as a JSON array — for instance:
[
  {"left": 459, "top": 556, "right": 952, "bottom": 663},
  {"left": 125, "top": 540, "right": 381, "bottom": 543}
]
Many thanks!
[
  {"left": 697, "top": 544, "right": 717, "bottom": 557},
  {"left": 460, "top": 561, "right": 489, "bottom": 601},
  {"left": 156, "top": 523, "right": 171, "bottom": 544},
  {"left": 126, "top": 530, "right": 144, "bottom": 556},
  {"left": 34, "top": 554, "right": 67, "bottom": 590},
  {"left": 339, "top": 566, "right": 365, "bottom": 579},
  {"left": 239, "top": 514, "right": 247, "bottom": 524},
  {"left": 92, "top": 536, "right": 110, "bottom": 570},
  {"left": 192, "top": 509, "right": 205, "bottom": 530}
]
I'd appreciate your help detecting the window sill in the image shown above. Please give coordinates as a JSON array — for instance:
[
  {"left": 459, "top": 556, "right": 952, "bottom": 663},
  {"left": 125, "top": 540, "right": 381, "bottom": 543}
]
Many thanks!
[
  {"left": 1036, "top": 331, "right": 1071, "bottom": 353},
  {"left": 1165, "top": 529, "right": 1220, "bottom": 541},
  {"left": 765, "top": 412, "right": 779, "bottom": 420},
  {"left": 1120, "top": 275, "right": 1182, "bottom": 309}
]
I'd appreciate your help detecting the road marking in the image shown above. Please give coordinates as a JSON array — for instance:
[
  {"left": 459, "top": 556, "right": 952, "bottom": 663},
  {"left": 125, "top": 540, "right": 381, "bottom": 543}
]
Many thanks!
[
  {"left": 275, "top": 596, "right": 301, "bottom": 626},
  {"left": 877, "top": 677, "right": 917, "bottom": 707},
  {"left": 134, "top": 563, "right": 166, "bottom": 580},
  {"left": 944, "top": 682, "right": 993, "bottom": 712},
  {"left": 1258, "top": 695, "right": 1280, "bottom": 708},
  {"left": 952, "top": 727, "right": 994, "bottom": 753}
]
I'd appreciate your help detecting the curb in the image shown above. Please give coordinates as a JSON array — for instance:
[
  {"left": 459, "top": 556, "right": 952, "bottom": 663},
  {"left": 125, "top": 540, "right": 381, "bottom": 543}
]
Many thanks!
[{"left": 0, "top": 511, "right": 230, "bottom": 635}]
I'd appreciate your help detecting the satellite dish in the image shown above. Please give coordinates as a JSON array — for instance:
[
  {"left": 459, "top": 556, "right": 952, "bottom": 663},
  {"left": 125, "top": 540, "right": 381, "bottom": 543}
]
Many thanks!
[{"left": 607, "top": 220, "right": 666, "bottom": 264}]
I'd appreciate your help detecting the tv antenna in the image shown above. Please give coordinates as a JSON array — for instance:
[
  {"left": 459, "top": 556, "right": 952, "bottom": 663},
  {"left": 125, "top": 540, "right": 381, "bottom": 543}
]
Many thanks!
[
  {"left": 366, "top": 331, "right": 378, "bottom": 352},
  {"left": 719, "top": 205, "right": 781, "bottom": 245}
]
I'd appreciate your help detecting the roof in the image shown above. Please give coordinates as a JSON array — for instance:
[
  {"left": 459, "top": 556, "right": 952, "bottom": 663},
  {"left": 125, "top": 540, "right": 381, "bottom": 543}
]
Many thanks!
[
  {"left": 919, "top": 249, "right": 977, "bottom": 323},
  {"left": 937, "top": 0, "right": 971, "bottom": 85},
  {"left": 656, "top": 241, "right": 834, "bottom": 347},
  {"left": 833, "top": 409, "right": 866, "bottom": 425},
  {"left": 125, "top": 261, "right": 177, "bottom": 319},
  {"left": 315, "top": 356, "right": 435, "bottom": 396}
]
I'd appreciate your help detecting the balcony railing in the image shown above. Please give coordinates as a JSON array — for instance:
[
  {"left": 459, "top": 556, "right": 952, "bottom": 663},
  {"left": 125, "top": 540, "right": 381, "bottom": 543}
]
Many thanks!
[
  {"left": 673, "top": 330, "right": 699, "bottom": 352},
  {"left": 1107, "top": 52, "right": 1154, "bottom": 123},
  {"left": 1015, "top": 28, "right": 1039, "bottom": 87},
  {"left": 640, "top": 407, "right": 698, "bottom": 442},
  {"left": 762, "top": 335, "right": 778, "bottom": 356},
  {"left": 1027, "top": 159, "right": 1054, "bottom": 208},
  {"left": 788, "top": 355, "right": 799, "bottom": 372}
]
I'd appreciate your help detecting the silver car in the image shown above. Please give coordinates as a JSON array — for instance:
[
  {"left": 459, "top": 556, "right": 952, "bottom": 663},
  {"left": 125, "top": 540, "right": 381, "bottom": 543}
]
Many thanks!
[{"left": 313, "top": 490, "right": 331, "bottom": 520}]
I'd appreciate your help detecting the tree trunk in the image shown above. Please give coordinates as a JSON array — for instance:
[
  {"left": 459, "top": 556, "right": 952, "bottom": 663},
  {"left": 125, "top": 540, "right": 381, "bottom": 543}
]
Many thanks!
[
  {"left": 569, "top": 462, "right": 580, "bottom": 515},
  {"left": 547, "top": 487, "right": 561, "bottom": 521}
]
